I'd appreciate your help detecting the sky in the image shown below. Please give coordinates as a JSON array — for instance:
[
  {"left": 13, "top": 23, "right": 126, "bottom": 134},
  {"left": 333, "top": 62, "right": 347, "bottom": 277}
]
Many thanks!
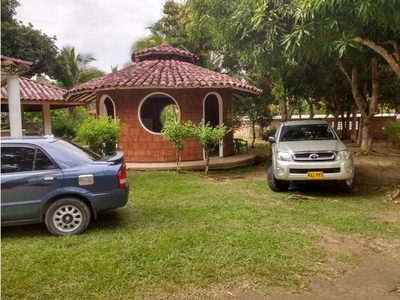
[{"left": 16, "top": 0, "right": 167, "bottom": 73}]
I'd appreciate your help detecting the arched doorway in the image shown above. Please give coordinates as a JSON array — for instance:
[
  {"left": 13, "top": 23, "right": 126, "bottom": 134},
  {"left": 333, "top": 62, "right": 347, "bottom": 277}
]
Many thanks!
[
  {"left": 204, "top": 93, "right": 222, "bottom": 157},
  {"left": 99, "top": 95, "right": 115, "bottom": 118}
]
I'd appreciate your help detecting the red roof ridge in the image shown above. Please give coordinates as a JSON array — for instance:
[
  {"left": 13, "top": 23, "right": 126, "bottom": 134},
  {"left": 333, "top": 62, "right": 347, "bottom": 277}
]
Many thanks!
[{"left": 132, "top": 44, "right": 200, "bottom": 64}]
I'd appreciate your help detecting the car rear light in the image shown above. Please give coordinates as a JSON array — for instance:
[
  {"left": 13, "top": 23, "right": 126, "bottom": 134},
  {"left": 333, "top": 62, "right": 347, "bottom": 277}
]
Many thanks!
[{"left": 117, "top": 164, "right": 128, "bottom": 188}]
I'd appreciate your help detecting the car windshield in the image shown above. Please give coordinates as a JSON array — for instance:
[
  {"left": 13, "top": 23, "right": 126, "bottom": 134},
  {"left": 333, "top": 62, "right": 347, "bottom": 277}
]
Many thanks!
[
  {"left": 51, "top": 139, "right": 102, "bottom": 162},
  {"left": 280, "top": 124, "right": 337, "bottom": 141}
]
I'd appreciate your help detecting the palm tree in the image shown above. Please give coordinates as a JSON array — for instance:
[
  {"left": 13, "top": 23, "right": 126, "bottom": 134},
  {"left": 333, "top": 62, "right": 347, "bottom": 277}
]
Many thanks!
[
  {"left": 57, "top": 45, "right": 105, "bottom": 89},
  {"left": 110, "top": 65, "right": 119, "bottom": 73},
  {"left": 131, "top": 29, "right": 166, "bottom": 53}
]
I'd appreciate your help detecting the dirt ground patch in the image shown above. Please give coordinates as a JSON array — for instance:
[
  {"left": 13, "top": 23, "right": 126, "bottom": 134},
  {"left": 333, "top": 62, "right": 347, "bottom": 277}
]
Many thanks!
[
  {"left": 350, "top": 142, "right": 400, "bottom": 189},
  {"left": 229, "top": 142, "right": 400, "bottom": 300}
]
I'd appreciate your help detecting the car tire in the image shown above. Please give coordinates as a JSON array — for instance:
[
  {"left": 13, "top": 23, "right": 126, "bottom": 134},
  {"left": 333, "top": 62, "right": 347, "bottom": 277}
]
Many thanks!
[
  {"left": 338, "top": 171, "right": 356, "bottom": 192},
  {"left": 267, "top": 166, "right": 290, "bottom": 192},
  {"left": 45, "top": 198, "right": 91, "bottom": 236}
]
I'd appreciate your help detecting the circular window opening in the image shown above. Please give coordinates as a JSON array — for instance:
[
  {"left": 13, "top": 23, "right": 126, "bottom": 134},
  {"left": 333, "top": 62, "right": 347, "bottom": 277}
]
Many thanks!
[{"left": 140, "top": 94, "right": 180, "bottom": 133}]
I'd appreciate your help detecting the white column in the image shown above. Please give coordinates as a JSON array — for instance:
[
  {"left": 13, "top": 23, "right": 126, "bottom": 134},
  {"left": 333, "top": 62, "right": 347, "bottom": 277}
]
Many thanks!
[
  {"left": 7, "top": 75, "right": 23, "bottom": 137},
  {"left": 42, "top": 104, "right": 52, "bottom": 135}
]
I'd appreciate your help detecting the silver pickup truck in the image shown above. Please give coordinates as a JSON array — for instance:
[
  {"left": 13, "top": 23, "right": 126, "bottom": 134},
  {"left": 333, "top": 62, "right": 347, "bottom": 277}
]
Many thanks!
[{"left": 267, "top": 120, "right": 356, "bottom": 192}]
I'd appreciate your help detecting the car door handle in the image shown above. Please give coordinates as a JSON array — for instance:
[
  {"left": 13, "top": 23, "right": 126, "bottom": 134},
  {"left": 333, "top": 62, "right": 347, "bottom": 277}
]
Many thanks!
[{"left": 43, "top": 177, "right": 55, "bottom": 181}]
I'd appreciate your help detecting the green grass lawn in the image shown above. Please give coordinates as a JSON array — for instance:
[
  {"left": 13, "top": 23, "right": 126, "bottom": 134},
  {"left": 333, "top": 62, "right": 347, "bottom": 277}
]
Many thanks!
[{"left": 2, "top": 142, "right": 399, "bottom": 299}]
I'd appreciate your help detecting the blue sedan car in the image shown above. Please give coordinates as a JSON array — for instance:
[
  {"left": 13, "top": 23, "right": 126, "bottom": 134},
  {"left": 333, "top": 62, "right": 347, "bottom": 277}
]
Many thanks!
[{"left": 1, "top": 136, "right": 129, "bottom": 236}]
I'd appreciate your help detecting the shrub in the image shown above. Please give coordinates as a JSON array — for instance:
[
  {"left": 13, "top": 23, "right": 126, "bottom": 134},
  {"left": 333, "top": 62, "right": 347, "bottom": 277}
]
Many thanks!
[
  {"left": 51, "top": 107, "right": 90, "bottom": 140},
  {"left": 161, "top": 119, "right": 194, "bottom": 171},
  {"left": 52, "top": 114, "right": 76, "bottom": 140},
  {"left": 77, "top": 115, "right": 125, "bottom": 154},
  {"left": 385, "top": 120, "right": 400, "bottom": 149},
  {"left": 191, "top": 120, "right": 231, "bottom": 175}
]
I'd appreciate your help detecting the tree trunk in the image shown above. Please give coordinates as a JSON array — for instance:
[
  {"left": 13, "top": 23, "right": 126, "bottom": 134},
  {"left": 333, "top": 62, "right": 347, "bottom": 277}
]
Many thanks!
[
  {"left": 360, "top": 120, "right": 373, "bottom": 153},
  {"left": 307, "top": 99, "right": 314, "bottom": 119},
  {"left": 359, "top": 58, "right": 379, "bottom": 153},
  {"left": 251, "top": 122, "right": 256, "bottom": 148},
  {"left": 279, "top": 98, "right": 288, "bottom": 121},
  {"left": 356, "top": 117, "right": 362, "bottom": 146},
  {"left": 333, "top": 98, "right": 340, "bottom": 131},
  {"left": 204, "top": 151, "right": 209, "bottom": 175},
  {"left": 337, "top": 59, "right": 379, "bottom": 154},
  {"left": 351, "top": 106, "right": 357, "bottom": 142},
  {"left": 287, "top": 105, "right": 295, "bottom": 121},
  {"left": 264, "top": 75, "right": 288, "bottom": 122}
]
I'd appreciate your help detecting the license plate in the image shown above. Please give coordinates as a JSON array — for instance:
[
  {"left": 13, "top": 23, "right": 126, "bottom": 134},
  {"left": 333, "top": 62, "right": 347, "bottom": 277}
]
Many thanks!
[{"left": 307, "top": 171, "right": 324, "bottom": 179}]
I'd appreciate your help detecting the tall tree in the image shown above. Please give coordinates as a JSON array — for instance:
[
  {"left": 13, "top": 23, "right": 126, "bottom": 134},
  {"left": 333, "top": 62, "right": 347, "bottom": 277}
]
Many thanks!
[
  {"left": 57, "top": 45, "right": 105, "bottom": 89},
  {"left": 283, "top": 0, "right": 400, "bottom": 153},
  {"left": 153, "top": 0, "right": 237, "bottom": 71},
  {"left": 184, "top": 0, "right": 297, "bottom": 120},
  {"left": 1, "top": 0, "right": 60, "bottom": 77},
  {"left": 287, "top": 0, "right": 400, "bottom": 78}
]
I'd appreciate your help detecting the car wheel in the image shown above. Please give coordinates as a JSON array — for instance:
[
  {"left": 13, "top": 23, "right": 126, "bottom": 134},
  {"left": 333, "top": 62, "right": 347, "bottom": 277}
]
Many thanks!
[
  {"left": 267, "top": 166, "right": 290, "bottom": 192},
  {"left": 338, "top": 171, "right": 356, "bottom": 192},
  {"left": 45, "top": 198, "right": 91, "bottom": 236}
]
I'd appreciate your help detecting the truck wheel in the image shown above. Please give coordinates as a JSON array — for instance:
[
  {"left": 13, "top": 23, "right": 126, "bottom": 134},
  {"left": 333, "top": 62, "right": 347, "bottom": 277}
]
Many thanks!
[
  {"left": 45, "top": 198, "right": 91, "bottom": 236},
  {"left": 267, "top": 166, "right": 290, "bottom": 192},
  {"left": 338, "top": 171, "right": 356, "bottom": 192}
]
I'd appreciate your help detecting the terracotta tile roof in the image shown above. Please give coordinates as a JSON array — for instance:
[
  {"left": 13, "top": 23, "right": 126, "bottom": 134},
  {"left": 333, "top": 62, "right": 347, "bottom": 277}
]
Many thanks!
[
  {"left": 65, "top": 45, "right": 262, "bottom": 102},
  {"left": 1, "top": 77, "right": 66, "bottom": 102},
  {"left": 1, "top": 77, "right": 83, "bottom": 112}
]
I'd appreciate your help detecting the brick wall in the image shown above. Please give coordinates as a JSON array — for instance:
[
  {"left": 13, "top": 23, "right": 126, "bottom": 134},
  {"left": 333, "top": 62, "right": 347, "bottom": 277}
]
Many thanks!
[{"left": 97, "top": 88, "right": 236, "bottom": 163}]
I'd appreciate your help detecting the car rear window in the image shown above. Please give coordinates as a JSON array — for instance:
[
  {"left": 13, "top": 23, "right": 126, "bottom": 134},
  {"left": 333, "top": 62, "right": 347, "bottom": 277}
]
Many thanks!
[{"left": 51, "top": 140, "right": 101, "bottom": 162}]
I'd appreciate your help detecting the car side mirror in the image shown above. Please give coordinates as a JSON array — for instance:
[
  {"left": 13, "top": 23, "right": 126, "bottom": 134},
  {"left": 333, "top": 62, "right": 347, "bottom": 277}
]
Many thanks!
[{"left": 268, "top": 136, "right": 276, "bottom": 144}]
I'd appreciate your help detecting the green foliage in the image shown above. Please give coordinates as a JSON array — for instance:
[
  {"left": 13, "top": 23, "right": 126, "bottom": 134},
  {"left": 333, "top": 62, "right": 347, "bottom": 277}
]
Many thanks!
[
  {"left": 161, "top": 118, "right": 231, "bottom": 174},
  {"left": 233, "top": 94, "right": 274, "bottom": 145},
  {"left": 1, "top": 23, "right": 60, "bottom": 78},
  {"left": 51, "top": 112, "right": 76, "bottom": 140},
  {"left": 52, "top": 116, "right": 76, "bottom": 140},
  {"left": 191, "top": 120, "right": 231, "bottom": 175},
  {"left": 160, "top": 104, "right": 179, "bottom": 125},
  {"left": 1, "top": 0, "right": 61, "bottom": 77},
  {"left": 161, "top": 118, "right": 195, "bottom": 171},
  {"left": 385, "top": 121, "right": 400, "bottom": 149},
  {"left": 192, "top": 120, "right": 231, "bottom": 154},
  {"left": 1, "top": 0, "right": 19, "bottom": 25},
  {"left": 76, "top": 115, "right": 125, "bottom": 154},
  {"left": 131, "top": 29, "right": 166, "bottom": 53},
  {"left": 23, "top": 112, "right": 43, "bottom": 135},
  {"left": 57, "top": 45, "right": 105, "bottom": 89},
  {"left": 51, "top": 107, "right": 91, "bottom": 140}
]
